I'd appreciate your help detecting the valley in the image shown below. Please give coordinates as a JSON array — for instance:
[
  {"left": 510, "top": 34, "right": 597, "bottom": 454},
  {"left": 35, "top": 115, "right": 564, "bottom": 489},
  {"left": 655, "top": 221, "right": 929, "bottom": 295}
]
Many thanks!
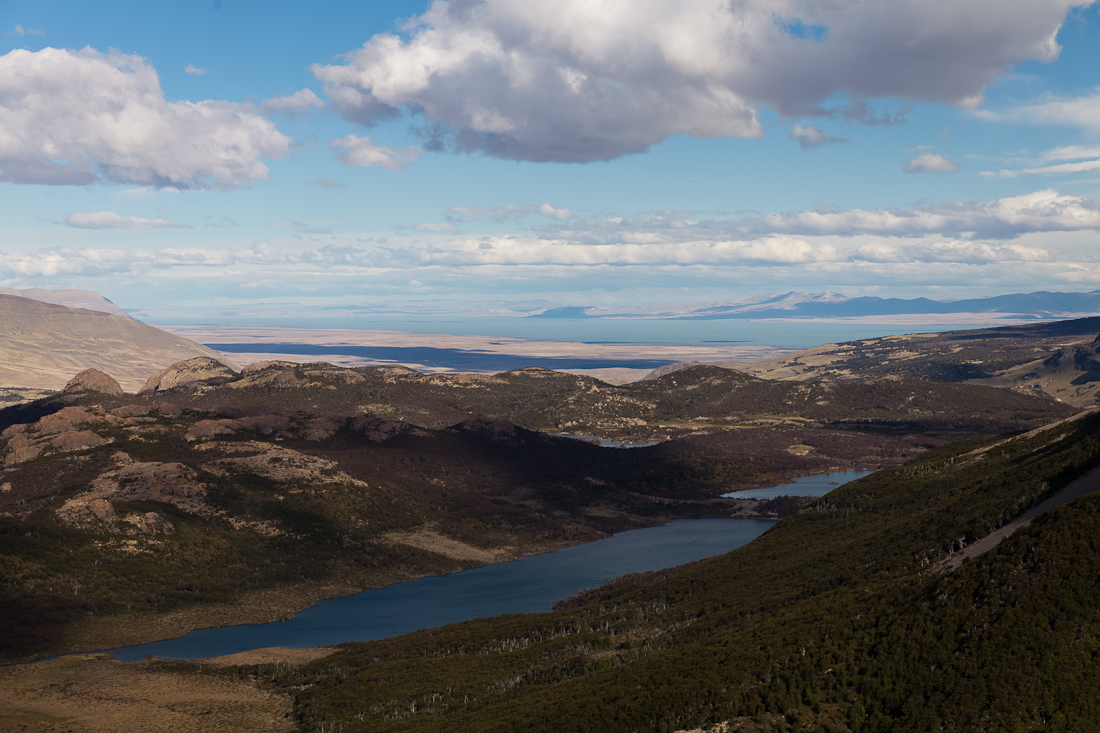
[{"left": 2, "top": 309, "right": 1100, "bottom": 732}]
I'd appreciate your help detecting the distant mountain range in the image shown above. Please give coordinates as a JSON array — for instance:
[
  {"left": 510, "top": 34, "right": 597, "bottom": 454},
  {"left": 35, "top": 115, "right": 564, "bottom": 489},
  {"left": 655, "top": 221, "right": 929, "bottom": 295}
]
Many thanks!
[{"left": 532, "top": 290, "right": 1100, "bottom": 321}]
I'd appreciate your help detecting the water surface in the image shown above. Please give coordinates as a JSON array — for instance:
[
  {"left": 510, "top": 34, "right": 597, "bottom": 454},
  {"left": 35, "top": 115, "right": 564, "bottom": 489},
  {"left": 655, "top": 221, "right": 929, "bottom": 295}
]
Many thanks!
[
  {"left": 109, "top": 519, "right": 772, "bottom": 661},
  {"left": 108, "top": 470, "right": 871, "bottom": 661},
  {"left": 723, "top": 470, "right": 873, "bottom": 500}
]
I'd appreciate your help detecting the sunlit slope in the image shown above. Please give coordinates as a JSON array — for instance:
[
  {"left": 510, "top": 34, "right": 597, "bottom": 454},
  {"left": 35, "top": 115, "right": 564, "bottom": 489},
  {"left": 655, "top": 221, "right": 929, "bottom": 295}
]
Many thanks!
[
  {"left": 0, "top": 295, "right": 231, "bottom": 391},
  {"left": 278, "top": 411, "right": 1100, "bottom": 732},
  {"left": 716, "top": 316, "right": 1100, "bottom": 409}
]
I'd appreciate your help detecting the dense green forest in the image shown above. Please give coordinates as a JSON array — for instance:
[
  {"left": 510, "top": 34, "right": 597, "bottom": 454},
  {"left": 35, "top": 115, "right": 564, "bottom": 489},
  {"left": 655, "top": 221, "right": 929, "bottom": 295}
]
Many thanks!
[{"left": 194, "top": 409, "right": 1100, "bottom": 732}]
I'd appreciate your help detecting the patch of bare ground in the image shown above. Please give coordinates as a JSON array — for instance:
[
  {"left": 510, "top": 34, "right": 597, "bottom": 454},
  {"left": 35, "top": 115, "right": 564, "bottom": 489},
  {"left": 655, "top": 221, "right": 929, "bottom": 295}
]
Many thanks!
[
  {"left": 0, "top": 653, "right": 294, "bottom": 732},
  {"left": 196, "top": 646, "right": 337, "bottom": 668},
  {"left": 935, "top": 461, "right": 1100, "bottom": 573},
  {"left": 382, "top": 525, "right": 514, "bottom": 563}
]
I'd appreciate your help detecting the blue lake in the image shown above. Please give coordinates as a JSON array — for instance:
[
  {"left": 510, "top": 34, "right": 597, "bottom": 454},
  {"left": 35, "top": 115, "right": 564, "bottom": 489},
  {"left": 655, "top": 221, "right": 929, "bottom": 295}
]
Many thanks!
[
  {"left": 722, "top": 470, "right": 874, "bottom": 500},
  {"left": 107, "top": 470, "right": 869, "bottom": 661}
]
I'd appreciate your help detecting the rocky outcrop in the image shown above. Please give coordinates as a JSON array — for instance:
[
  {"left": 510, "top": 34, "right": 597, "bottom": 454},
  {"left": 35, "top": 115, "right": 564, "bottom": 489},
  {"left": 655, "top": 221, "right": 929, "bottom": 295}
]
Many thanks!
[
  {"left": 63, "top": 368, "right": 124, "bottom": 394},
  {"left": 140, "top": 357, "right": 239, "bottom": 393},
  {"left": 1, "top": 406, "right": 119, "bottom": 467},
  {"left": 55, "top": 460, "right": 208, "bottom": 534}
]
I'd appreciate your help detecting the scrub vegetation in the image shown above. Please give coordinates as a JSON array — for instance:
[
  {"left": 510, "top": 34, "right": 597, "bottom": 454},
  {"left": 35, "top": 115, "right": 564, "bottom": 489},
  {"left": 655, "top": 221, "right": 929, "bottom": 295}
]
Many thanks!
[{"left": 253, "top": 409, "right": 1100, "bottom": 732}]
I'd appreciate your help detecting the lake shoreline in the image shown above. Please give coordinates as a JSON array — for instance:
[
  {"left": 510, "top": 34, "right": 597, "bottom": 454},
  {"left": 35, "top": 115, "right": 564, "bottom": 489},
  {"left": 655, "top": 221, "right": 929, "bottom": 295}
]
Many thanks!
[{"left": 25, "top": 468, "right": 875, "bottom": 666}]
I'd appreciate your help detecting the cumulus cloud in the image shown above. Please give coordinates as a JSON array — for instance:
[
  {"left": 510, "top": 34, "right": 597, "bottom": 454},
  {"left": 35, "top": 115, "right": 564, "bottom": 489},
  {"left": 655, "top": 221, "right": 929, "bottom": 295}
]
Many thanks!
[
  {"left": 311, "top": 0, "right": 1081, "bottom": 162},
  {"left": 448, "top": 203, "right": 572, "bottom": 223},
  {"left": 261, "top": 88, "right": 324, "bottom": 114},
  {"left": 64, "top": 211, "right": 188, "bottom": 230},
  {"left": 184, "top": 64, "right": 208, "bottom": 75},
  {"left": 328, "top": 134, "right": 422, "bottom": 170},
  {"left": 0, "top": 47, "right": 291, "bottom": 188},
  {"left": 789, "top": 123, "right": 848, "bottom": 149},
  {"left": 903, "top": 153, "right": 959, "bottom": 173}
]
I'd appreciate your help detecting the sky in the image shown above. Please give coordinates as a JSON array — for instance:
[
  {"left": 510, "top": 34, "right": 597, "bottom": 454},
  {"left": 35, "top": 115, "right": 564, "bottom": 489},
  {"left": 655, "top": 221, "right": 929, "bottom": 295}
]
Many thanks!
[{"left": 2, "top": 0, "right": 1100, "bottom": 315}]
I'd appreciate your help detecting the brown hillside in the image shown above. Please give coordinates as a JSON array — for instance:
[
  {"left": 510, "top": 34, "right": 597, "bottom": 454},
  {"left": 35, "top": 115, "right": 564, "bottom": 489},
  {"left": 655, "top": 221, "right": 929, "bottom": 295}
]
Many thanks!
[{"left": 0, "top": 295, "right": 235, "bottom": 392}]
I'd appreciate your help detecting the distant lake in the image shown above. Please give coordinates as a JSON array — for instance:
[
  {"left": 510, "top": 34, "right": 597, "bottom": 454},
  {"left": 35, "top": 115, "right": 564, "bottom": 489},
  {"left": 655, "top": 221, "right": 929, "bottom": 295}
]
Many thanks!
[
  {"left": 723, "top": 470, "right": 874, "bottom": 500},
  {"left": 107, "top": 470, "right": 870, "bottom": 661},
  {"left": 151, "top": 316, "right": 979, "bottom": 350}
]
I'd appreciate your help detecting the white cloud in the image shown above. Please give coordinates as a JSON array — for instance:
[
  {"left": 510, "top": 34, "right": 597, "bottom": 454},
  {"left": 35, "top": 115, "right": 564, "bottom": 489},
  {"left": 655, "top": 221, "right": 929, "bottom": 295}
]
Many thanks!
[
  {"left": 184, "top": 64, "right": 208, "bottom": 75},
  {"left": 8, "top": 24, "right": 45, "bottom": 36},
  {"left": 261, "top": 88, "right": 324, "bottom": 114},
  {"left": 853, "top": 242, "right": 907, "bottom": 263},
  {"left": 328, "top": 134, "right": 422, "bottom": 170},
  {"left": 975, "top": 87, "right": 1100, "bottom": 132},
  {"left": 0, "top": 47, "right": 291, "bottom": 188},
  {"left": 903, "top": 153, "right": 959, "bottom": 174},
  {"left": 309, "top": 177, "right": 346, "bottom": 189},
  {"left": 537, "top": 189, "right": 1100, "bottom": 241},
  {"left": 537, "top": 203, "right": 572, "bottom": 221},
  {"left": 1039, "top": 145, "right": 1100, "bottom": 162},
  {"left": 64, "top": 211, "right": 188, "bottom": 230},
  {"left": 448, "top": 203, "right": 572, "bottom": 222},
  {"left": 852, "top": 240, "right": 1050, "bottom": 264},
  {"left": 788, "top": 123, "right": 848, "bottom": 149},
  {"left": 311, "top": 0, "right": 1082, "bottom": 162},
  {"left": 901, "top": 241, "right": 1051, "bottom": 263},
  {"left": 0, "top": 244, "right": 291, "bottom": 278},
  {"left": 987, "top": 159, "right": 1100, "bottom": 178},
  {"left": 415, "top": 222, "right": 458, "bottom": 233},
  {"left": 308, "top": 236, "right": 843, "bottom": 267},
  {"left": 980, "top": 144, "right": 1100, "bottom": 179}
]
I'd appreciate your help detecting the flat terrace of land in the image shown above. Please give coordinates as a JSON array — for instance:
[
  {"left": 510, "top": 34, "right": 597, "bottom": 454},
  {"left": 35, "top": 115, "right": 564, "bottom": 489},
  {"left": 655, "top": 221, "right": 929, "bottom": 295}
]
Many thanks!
[{"left": 160, "top": 324, "right": 787, "bottom": 383}]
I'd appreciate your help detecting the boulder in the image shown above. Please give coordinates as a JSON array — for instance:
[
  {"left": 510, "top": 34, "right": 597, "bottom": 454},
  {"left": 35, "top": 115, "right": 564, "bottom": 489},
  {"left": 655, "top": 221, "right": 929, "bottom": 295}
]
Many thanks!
[
  {"left": 140, "top": 357, "right": 238, "bottom": 393},
  {"left": 63, "top": 368, "right": 124, "bottom": 394}
]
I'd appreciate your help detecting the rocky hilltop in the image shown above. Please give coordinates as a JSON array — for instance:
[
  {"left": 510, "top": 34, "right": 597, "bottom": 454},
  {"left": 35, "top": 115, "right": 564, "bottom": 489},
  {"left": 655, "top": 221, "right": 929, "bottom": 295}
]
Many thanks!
[{"left": 0, "top": 294, "right": 234, "bottom": 393}]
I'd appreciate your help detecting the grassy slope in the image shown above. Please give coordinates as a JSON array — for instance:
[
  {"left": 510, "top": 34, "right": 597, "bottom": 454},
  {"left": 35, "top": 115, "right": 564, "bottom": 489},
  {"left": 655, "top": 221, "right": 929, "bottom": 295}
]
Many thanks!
[{"left": 264, "top": 411, "right": 1100, "bottom": 732}]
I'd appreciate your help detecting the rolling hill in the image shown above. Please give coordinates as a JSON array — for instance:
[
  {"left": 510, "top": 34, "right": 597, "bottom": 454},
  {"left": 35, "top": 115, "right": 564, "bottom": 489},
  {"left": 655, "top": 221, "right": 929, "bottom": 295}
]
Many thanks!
[{"left": 0, "top": 294, "right": 234, "bottom": 393}]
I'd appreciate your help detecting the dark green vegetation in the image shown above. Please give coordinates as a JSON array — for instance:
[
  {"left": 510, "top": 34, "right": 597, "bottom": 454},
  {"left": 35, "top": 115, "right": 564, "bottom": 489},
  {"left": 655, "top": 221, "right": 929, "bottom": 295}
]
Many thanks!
[
  {"left": 0, "top": 354, "right": 1070, "bottom": 663},
  {"left": 1, "top": 366, "right": 956, "bottom": 662},
  {"left": 225, "top": 409, "right": 1100, "bottom": 733}
]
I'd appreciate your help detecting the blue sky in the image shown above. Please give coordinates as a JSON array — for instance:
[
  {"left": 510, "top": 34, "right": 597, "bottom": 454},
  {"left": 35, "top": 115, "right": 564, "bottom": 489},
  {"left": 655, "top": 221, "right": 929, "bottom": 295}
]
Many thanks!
[{"left": 2, "top": 0, "right": 1100, "bottom": 314}]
